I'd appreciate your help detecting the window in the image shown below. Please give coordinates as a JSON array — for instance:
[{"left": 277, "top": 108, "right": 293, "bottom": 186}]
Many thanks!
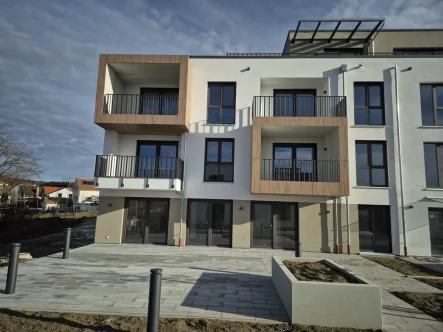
[
  {"left": 356, "top": 141, "right": 388, "bottom": 187},
  {"left": 420, "top": 85, "right": 443, "bottom": 126},
  {"left": 424, "top": 143, "right": 443, "bottom": 188},
  {"left": 58, "top": 193, "right": 62, "bottom": 198},
  {"left": 354, "top": 83, "right": 385, "bottom": 125},
  {"left": 204, "top": 139, "right": 234, "bottom": 182},
  {"left": 207, "top": 83, "right": 236, "bottom": 124},
  {"left": 428, "top": 208, "right": 443, "bottom": 256},
  {"left": 69, "top": 194, "right": 73, "bottom": 199}
]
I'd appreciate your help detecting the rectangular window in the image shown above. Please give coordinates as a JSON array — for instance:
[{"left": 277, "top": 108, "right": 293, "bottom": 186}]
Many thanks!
[
  {"left": 420, "top": 84, "right": 443, "bottom": 126},
  {"left": 207, "top": 83, "right": 236, "bottom": 124},
  {"left": 424, "top": 143, "right": 443, "bottom": 188},
  {"left": 354, "top": 83, "right": 385, "bottom": 125},
  {"left": 204, "top": 138, "right": 234, "bottom": 182},
  {"left": 356, "top": 141, "right": 388, "bottom": 187}
]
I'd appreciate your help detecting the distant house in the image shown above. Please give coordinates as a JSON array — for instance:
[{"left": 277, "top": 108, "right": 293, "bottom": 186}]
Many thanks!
[
  {"left": 73, "top": 178, "right": 99, "bottom": 204},
  {"left": 41, "top": 197, "right": 58, "bottom": 211},
  {"left": 41, "top": 186, "right": 72, "bottom": 199},
  {"left": 10, "top": 184, "right": 38, "bottom": 203}
]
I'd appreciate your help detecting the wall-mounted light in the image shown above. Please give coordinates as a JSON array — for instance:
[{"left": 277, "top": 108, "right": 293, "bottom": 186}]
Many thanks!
[
  {"left": 239, "top": 206, "right": 244, "bottom": 211},
  {"left": 240, "top": 67, "right": 250, "bottom": 72},
  {"left": 405, "top": 205, "right": 414, "bottom": 209}
]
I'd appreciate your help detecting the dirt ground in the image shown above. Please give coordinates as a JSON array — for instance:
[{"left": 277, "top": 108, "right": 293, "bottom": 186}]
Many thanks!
[
  {"left": 364, "top": 256, "right": 443, "bottom": 290},
  {"left": 283, "top": 261, "right": 356, "bottom": 283},
  {"left": 0, "top": 310, "right": 381, "bottom": 332},
  {"left": 391, "top": 292, "right": 443, "bottom": 322}
]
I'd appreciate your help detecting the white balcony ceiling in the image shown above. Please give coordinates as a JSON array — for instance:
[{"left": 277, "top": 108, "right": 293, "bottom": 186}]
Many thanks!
[
  {"left": 109, "top": 63, "right": 180, "bottom": 84},
  {"left": 261, "top": 125, "right": 335, "bottom": 138}
]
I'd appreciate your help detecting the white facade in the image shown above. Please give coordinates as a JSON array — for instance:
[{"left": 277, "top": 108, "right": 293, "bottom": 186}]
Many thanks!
[
  {"left": 46, "top": 188, "right": 72, "bottom": 199},
  {"left": 98, "top": 56, "right": 443, "bottom": 256}
]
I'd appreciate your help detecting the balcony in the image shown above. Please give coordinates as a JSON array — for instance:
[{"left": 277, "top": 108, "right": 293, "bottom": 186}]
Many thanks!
[
  {"left": 94, "top": 54, "right": 190, "bottom": 135},
  {"left": 103, "top": 94, "right": 178, "bottom": 116},
  {"left": 253, "top": 96, "right": 346, "bottom": 118},
  {"left": 252, "top": 158, "right": 348, "bottom": 196},
  {"left": 94, "top": 155, "right": 184, "bottom": 192}
]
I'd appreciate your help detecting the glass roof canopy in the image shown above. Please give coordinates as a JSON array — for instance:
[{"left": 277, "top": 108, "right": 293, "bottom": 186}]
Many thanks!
[{"left": 289, "top": 19, "right": 385, "bottom": 44}]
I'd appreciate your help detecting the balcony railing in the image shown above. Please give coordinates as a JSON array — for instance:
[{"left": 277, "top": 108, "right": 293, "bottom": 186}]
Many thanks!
[
  {"left": 253, "top": 96, "right": 346, "bottom": 118},
  {"left": 103, "top": 94, "right": 179, "bottom": 115},
  {"left": 226, "top": 52, "right": 443, "bottom": 57},
  {"left": 94, "top": 155, "right": 184, "bottom": 180},
  {"left": 260, "top": 159, "right": 340, "bottom": 182}
]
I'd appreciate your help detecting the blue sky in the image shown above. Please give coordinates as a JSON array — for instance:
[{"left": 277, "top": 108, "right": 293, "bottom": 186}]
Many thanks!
[{"left": 1, "top": 0, "right": 442, "bottom": 181}]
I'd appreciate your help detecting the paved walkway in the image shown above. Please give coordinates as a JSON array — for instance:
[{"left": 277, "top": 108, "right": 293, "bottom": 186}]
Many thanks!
[{"left": 0, "top": 245, "right": 441, "bottom": 331}]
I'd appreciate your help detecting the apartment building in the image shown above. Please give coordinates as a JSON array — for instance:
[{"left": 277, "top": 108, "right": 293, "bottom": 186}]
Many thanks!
[{"left": 93, "top": 19, "right": 443, "bottom": 257}]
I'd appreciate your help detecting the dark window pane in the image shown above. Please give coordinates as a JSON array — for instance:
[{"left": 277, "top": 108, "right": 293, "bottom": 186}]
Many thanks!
[
  {"left": 221, "top": 108, "right": 235, "bottom": 124},
  {"left": 359, "top": 234, "right": 374, "bottom": 251},
  {"left": 369, "top": 86, "right": 381, "bottom": 106},
  {"left": 219, "top": 165, "right": 233, "bottom": 182},
  {"left": 420, "top": 85, "right": 434, "bottom": 126},
  {"left": 436, "top": 86, "right": 443, "bottom": 107},
  {"left": 206, "top": 141, "right": 219, "bottom": 162},
  {"left": 371, "top": 168, "right": 386, "bottom": 186},
  {"left": 371, "top": 144, "right": 384, "bottom": 166},
  {"left": 139, "top": 145, "right": 156, "bottom": 157},
  {"left": 357, "top": 168, "right": 370, "bottom": 186},
  {"left": 209, "top": 85, "right": 221, "bottom": 105},
  {"left": 369, "top": 109, "right": 383, "bottom": 125},
  {"left": 356, "top": 144, "right": 368, "bottom": 165},
  {"left": 424, "top": 143, "right": 439, "bottom": 187},
  {"left": 358, "top": 207, "right": 371, "bottom": 231},
  {"left": 355, "top": 108, "right": 368, "bottom": 125},
  {"left": 223, "top": 85, "right": 235, "bottom": 105},
  {"left": 437, "top": 109, "right": 443, "bottom": 126},
  {"left": 275, "top": 95, "right": 293, "bottom": 116},
  {"left": 221, "top": 141, "right": 233, "bottom": 162},
  {"left": 205, "top": 164, "right": 219, "bottom": 181},
  {"left": 207, "top": 107, "right": 220, "bottom": 124},
  {"left": 274, "top": 147, "right": 292, "bottom": 160},
  {"left": 354, "top": 86, "right": 366, "bottom": 107}
]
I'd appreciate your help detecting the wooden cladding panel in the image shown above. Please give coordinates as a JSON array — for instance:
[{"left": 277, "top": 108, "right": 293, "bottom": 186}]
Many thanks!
[{"left": 94, "top": 54, "right": 190, "bottom": 132}]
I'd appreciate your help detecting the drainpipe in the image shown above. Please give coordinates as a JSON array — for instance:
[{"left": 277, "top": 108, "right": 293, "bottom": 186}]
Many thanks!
[
  {"left": 334, "top": 198, "right": 339, "bottom": 254},
  {"left": 394, "top": 65, "right": 408, "bottom": 256},
  {"left": 179, "top": 132, "right": 187, "bottom": 247},
  {"left": 346, "top": 197, "right": 350, "bottom": 254}
]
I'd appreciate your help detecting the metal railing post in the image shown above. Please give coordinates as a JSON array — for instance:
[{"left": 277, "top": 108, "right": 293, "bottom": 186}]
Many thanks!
[
  {"left": 5, "top": 243, "right": 21, "bottom": 294},
  {"left": 147, "top": 268, "right": 162, "bottom": 332},
  {"left": 63, "top": 228, "right": 71, "bottom": 259}
]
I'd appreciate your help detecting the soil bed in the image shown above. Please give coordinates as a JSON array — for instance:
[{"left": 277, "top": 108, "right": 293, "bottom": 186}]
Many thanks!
[
  {"left": 283, "top": 260, "right": 357, "bottom": 283},
  {"left": 364, "top": 256, "right": 443, "bottom": 290},
  {"left": 0, "top": 310, "right": 381, "bottom": 332},
  {"left": 391, "top": 292, "right": 443, "bottom": 322}
]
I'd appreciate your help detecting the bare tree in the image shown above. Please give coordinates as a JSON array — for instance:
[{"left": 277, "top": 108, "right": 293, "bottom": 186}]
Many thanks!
[{"left": 0, "top": 122, "right": 41, "bottom": 185}]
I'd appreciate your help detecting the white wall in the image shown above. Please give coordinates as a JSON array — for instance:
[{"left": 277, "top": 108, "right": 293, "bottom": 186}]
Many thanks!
[
  {"left": 46, "top": 188, "right": 72, "bottom": 199},
  {"left": 78, "top": 190, "right": 100, "bottom": 204}
]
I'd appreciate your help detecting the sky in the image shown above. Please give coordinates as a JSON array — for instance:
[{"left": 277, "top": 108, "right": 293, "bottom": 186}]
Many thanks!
[{"left": 1, "top": 0, "right": 442, "bottom": 181}]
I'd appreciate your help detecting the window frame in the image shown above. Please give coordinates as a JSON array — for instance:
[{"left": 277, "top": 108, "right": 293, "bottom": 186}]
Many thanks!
[
  {"left": 355, "top": 141, "right": 388, "bottom": 187},
  {"left": 204, "top": 138, "right": 235, "bottom": 182},
  {"left": 207, "top": 82, "right": 236, "bottom": 125},
  {"left": 420, "top": 84, "right": 443, "bottom": 126},
  {"left": 424, "top": 142, "right": 443, "bottom": 188},
  {"left": 354, "top": 82, "right": 385, "bottom": 125}
]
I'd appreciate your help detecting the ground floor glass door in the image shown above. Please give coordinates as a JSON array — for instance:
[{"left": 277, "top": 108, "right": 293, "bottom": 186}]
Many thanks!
[
  {"left": 251, "top": 202, "right": 298, "bottom": 249},
  {"left": 187, "top": 200, "right": 232, "bottom": 247},
  {"left": 358, "top": 205, "right": 391, "bottom": 253},
  {"left": 429, "top": 209, "right": 443, "bottom": 256},
  {"left": 124, "top": 198, "right": 169, "bottom": 244}
]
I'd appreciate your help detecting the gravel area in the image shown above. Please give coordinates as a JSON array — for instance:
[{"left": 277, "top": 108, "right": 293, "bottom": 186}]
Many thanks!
[{"left": 283, "top": 261, "right": 356, "bottom": 283}]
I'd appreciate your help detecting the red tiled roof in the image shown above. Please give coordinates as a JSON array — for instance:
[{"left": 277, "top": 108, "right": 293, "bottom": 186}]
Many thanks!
[{"left": 43, "top": 186, "right": 65, "bottom": 194}]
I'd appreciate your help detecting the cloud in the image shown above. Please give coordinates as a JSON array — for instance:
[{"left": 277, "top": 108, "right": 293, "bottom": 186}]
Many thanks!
[{"left": 0, "top": 0, "right": 442, "bottom": 180}]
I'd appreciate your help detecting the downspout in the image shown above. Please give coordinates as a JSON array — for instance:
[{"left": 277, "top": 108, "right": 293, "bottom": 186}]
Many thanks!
[
  {"left": 179, "top": 132, "right": 187, "bottom": 247},
  {"left": 346, "top": 197, "right": 350, "bottom": 254},
  {"left": 334, "top": 198, "right": 339, "bottom": 254},
  {"left": 394, "top": 65, "right": 408, "bottom": 256}
]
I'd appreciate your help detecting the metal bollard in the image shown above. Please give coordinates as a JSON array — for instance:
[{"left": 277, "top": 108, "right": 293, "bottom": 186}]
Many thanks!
[
  {"left": 295, "top": 242, "right": 302, "bottom": 258},
  {"left": 5, "top": 243, "right": 21, "bottom": 294},
  {"left": 147, "top": 268, "right": 162, "bottom": 332},
  {"left": 63, "top": 228, "right": 71, "bottom": 259}
]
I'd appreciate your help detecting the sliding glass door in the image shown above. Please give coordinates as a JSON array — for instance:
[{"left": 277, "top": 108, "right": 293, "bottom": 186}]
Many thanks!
[
  {"left": 187, "top": 200, "right": 232, "bottom": 247},
  {"left": 274, "top": 89, "right": 316, "bottom": 117},
  {"left": 137, "top": 141, "right": 178, "bottom": 178},
  {"left": 273, "top": 143, "right": 317, "bottom": 182},
  {"left": 251, "top": 202, "right": 298, "bottom": 249}
]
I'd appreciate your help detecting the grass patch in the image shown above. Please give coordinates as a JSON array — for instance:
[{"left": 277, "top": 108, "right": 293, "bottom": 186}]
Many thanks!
[
  {"left": 0, "top": 310, "right": 381, "bottom": 332},
  {"left": 35, "top": 211, "right": 97, "bottom": 219},
  {"left": 364, "top": 256, "right": 443, "bottom": 291},
  {"left": 391, "top": 292, "right": 443, "bottom": 322},
  {"left": 283, "top": 260, "right": 356, "bottom": 283}
]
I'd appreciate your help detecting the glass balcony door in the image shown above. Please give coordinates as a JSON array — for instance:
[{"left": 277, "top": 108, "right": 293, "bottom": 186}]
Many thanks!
[
  {"left": 137, "top": 141, "right": 178, "bottom": 178},
  {"left": 274, "top": 89, "right": 316, "bottom": 117},
  {"left": 273, "top": 143, "right": 317, "bottom": 182},
  {"left": 140, "top": 88, "right": 179, "bottom": 115}
]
